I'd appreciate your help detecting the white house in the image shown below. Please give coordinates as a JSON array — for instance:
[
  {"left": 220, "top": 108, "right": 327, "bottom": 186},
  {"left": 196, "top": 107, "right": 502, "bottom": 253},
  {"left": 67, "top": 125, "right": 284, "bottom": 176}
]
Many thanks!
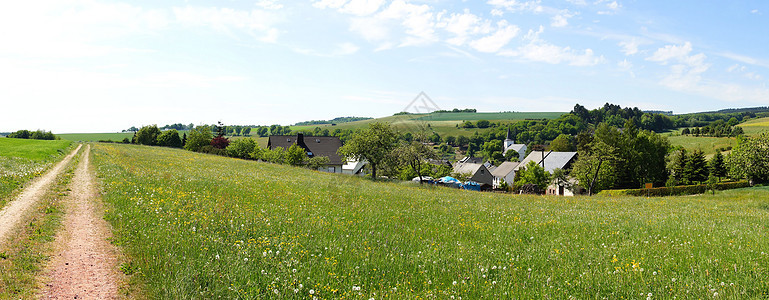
[
  {"left": 516, "top": 150, "right": 579, "bottom": 196},
  {"left": 491, "top": 161, "right": 519, "bottom": 189}
]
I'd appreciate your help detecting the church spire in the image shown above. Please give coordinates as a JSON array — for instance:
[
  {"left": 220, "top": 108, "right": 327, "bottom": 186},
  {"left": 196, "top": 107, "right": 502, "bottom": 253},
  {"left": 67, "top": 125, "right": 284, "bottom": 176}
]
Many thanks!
[{"left": 506, "top": 127, "right": 512, "bottom": 140}]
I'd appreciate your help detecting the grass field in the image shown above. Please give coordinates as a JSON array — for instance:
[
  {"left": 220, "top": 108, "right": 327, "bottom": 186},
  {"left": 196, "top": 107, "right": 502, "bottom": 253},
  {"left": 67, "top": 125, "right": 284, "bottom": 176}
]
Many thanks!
[
  {"left": 0, "top": 138, "right": 72, "bottom": 208},
  {"left": 57, "top": 132, "right": 135, "bottom": 142},
  {"left": 414, "top": 112, "right": 565, "bottom": 121},
  {"left": 738, "top": 117, "right": 769, "bottom": 135},
  {"left": 92, "top": 143, "right": 769, "bottom": 299},
  {"left": 666, "top": 135, "right": 736, "bottom": 157}
]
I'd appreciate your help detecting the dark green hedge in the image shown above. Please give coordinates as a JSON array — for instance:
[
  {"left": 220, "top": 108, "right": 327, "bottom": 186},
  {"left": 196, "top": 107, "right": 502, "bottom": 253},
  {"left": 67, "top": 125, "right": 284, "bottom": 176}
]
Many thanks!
[{"left": 599, "top": 181, "right": 750, "bottom": 197}]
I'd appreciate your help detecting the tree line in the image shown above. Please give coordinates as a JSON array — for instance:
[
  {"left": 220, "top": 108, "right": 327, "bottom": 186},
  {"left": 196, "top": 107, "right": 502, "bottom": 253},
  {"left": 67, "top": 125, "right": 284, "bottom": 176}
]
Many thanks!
[{"left": 5, "top": 129, "right": 57, "bottom": 140}]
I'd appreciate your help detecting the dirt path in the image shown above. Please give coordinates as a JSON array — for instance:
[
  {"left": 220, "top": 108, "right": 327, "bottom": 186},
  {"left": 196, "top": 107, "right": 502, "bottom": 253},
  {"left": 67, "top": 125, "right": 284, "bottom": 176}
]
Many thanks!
[
  {"left": 38, "top": 145, "right": 122, "bottom": 299},
  {"left": 0, "top": 144, "right": 82, "bottom": 244}
]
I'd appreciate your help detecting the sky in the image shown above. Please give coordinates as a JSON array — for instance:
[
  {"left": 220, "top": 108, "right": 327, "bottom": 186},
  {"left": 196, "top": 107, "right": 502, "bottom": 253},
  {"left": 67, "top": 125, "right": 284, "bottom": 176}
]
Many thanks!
[{"left": 1, "top": 0, "right": 768, "bottom": 133}]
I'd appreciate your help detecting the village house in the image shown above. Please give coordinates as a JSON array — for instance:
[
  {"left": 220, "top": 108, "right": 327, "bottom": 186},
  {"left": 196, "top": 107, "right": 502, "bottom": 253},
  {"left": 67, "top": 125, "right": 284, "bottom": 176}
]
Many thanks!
[
  {"left": 516, "top": 151, "right": 579, "bottom": 196},
  {"left": 267, "top": 133, "right": 343, "bottom": 173},
  {"left": 491, "top": 161, "right": 519, "bottom": 189},
  {"left": 453, "top": 159, "right": 494, "bottom": 187}
]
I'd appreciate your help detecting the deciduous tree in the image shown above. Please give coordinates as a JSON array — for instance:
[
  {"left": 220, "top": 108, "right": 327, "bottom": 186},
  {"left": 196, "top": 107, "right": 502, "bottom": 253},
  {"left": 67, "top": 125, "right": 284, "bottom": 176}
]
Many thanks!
[{"left": 338, "top": 122, "right": 398, "bottom": 179}]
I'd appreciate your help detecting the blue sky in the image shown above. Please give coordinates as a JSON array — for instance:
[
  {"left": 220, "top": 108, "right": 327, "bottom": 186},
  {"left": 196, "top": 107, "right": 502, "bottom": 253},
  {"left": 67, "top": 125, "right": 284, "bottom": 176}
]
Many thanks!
[{"left": 1, "top": 0, "right": 768, "bottom": 133}]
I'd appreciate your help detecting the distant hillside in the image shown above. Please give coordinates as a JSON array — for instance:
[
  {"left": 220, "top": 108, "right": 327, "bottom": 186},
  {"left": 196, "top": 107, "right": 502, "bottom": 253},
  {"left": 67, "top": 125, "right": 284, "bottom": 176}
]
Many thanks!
[
  {"left": 695, "top": 106, "right": 769, "bottom": 115},
  {"left": 294, "top": 116, "right": 373, "bottom": 126}
]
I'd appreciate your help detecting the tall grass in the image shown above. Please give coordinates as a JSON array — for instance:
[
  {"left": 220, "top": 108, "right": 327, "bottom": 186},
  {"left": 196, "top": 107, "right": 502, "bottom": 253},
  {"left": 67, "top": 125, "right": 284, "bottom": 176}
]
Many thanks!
[
  {"left": 0, "top": 139, "right": 72, "bottom": 207},
  {"left": 91, "top": 143, "right": 769, "bottom": 299}
]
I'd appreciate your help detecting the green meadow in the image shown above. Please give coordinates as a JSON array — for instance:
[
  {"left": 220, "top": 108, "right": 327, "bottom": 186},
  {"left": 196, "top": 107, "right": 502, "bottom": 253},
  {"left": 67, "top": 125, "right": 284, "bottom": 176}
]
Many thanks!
[
  {"left": 0, "top": 138, "right": 72, "bottom": 208},
  {"left": 91, "top": 143, "right": 769, "bottom": 299},
  {"left": 738, "top": 117, "right": 769, "bottom": 135}
]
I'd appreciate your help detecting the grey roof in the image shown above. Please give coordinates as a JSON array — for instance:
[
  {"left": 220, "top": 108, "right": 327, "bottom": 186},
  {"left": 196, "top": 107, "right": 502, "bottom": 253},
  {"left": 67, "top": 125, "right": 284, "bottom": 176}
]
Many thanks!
[
  {"left": 516, "top": 151, "right": 577, "bottom": 173},
  {"left": 268, "top": 134, "right": 343, "bottom": 165},
  {"left": 453, "top": 162, "right": 483, "bottom": 175},
  {"left": 491, "top": 161, "right": 519, "bottom": 177}
]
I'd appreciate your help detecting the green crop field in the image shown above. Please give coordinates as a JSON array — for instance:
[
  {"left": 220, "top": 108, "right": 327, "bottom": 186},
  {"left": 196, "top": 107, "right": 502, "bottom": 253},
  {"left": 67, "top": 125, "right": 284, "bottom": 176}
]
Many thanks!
[
  {"left": 414, "top": 112, "right": 565, "bottom": 121},
  {"left": 738, "top": 117, "right": 769, "bottom": 135},
  {"left": 57, "top": 132, "right": 135, "bottom": 142},
  {"left": 0, "top": 138, "right": 72, "bottom": 207},
  {"left": 92, "top": 143, "right": 769, "bottom": 299}
]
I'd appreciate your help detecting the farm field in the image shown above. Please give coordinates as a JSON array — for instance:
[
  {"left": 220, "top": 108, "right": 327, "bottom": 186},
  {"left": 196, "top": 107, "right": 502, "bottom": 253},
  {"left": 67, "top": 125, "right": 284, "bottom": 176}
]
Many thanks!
[
  {"left": 290, "top": 112, "right": 565, "bottom": 138},
  {"left": 738, "top": 117, "right": 769, "bottom": 135},
  {"left": 0, "top": 138, "right": 72, "bottom": 208},
  {"left": 666, "top": 135, "right": 736, "bottom": 157},
  {"left": 57, "top": 132, "right": 134, "bottom": 142},
  {"left": 91, "top": 143, "right": 769, "bottom": 299}
]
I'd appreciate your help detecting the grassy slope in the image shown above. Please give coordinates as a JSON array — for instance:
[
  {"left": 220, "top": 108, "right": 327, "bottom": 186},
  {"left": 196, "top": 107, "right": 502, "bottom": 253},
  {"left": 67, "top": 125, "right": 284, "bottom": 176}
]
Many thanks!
[
  {"left": 92, "top": 143, "right": 769, "bottom": 299},
  {"left": 0, "top": 139, "right": 72, "bottom": 208},
  {"left": 290, "top": 112, "right": 565, "bottom": 137},
  {"left": 738, "top": 116, "right": 769, "bottom": 135},
  {"left": 666, "top": 117, "right": 769, "bottom": 156}
]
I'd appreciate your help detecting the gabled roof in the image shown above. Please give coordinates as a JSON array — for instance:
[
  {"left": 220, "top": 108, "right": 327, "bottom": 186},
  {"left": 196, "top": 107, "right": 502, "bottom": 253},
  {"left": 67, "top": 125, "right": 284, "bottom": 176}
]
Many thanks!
[
  {"left": 453, "top": 162, "right": 484, "bottom": 175},
  {"left": 516, "top": 151, "right": 577, "bottom": 173},
  {"left": 268, "top": 134, "right": 343, "bottom": 165},
  {"left": 491, "top": 161, "right": 519, "bottom": 177}
]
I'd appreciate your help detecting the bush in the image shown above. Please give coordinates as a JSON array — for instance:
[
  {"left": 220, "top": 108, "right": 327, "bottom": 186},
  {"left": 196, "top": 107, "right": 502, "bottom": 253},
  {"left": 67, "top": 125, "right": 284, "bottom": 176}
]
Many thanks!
[
  {"left": 136, "top": 125, "right": 161, "bottom": 145},
  {"left": 226, "top": 139, "right": 257, "bottom": 159},
  {"left": 199, "top": 145, "right": 228, "bottom": 156},
  {"left": 7, "top": 129, "right": 56, "bottom": 140},
  {"left": 185, "top": 127, "right": 213, "bottom": 152},
  {"left": 157, "top": 130, "right": 182, "bottom": 148},
  {"left": 211, "top": 136, "right": 230, "bottom": 149},
  {"left": 598, "top": 181, "right": 750, "bottom": 197}
]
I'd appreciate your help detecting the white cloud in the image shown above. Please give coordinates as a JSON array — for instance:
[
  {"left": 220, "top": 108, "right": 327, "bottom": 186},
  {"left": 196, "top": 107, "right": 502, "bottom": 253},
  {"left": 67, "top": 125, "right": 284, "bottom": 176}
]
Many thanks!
[
  {"left": 469, "top": 21, "right": 520, "bottom": 53},
  {"left": 646, "top": 42, "right": 693, "bottom": 64},
  {"left": 440, "top": 10, "right": 492, "bottom": 46},
  {"left": 491, "top": 8, "right": 504, "bottom": 16},
  {"left": 618, "top": 38, "right": 640, "bottom": 55},
  {"left": 551, "top": 14, "right": 568, "bottom": 27},
  {"left": 751, "top": 9, "right": 759, "bottom": 14},
  {"left": 256, "top": 0, "right": 283, "bottom": 10},
  {"left": 313, "top": 0, "right": 385, "bottom": 16},
  {"left": 501, "top": 26, "right": 604, "bottom": 66},
  {"left": 597, "top": 0, "right": 621, "bottom": 15},
  {"left": 487, "top": 0, "right": 543, "bottom": 13}
]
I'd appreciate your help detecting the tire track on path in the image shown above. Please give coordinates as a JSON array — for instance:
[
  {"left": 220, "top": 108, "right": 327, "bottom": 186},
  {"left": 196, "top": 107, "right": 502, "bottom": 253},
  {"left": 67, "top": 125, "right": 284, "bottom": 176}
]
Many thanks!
[
  {"left": 39, "top": 144, "right": 122, "bottom": 299},
  {"left": 0, "top": 144, "right": 82, "bottom": 244}
]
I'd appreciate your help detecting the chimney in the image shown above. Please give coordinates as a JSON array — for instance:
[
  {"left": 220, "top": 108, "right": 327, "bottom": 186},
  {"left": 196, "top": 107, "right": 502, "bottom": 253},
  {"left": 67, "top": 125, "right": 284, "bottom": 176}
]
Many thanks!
[{"left": 297, "top": 133, "right": 304, "bottom": 143}]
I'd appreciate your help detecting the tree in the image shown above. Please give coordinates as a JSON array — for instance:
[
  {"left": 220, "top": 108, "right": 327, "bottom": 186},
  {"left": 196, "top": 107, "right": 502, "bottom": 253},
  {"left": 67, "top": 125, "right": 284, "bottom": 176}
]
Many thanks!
[
  {"left": 211, "top": 136, "right": 230, "bottom": 149},
  {"left": 157, "top": 129, "right": 182, "bottom": 148},
  {"left": 482, "top": 140, "right": 504, "bottom": 165},
  {"left": 708, "top": 151, "right": 727, "bottom": 181},
  {"left": 226, "top": 138, "right": 257, "bottom": 159},
  {"left": 513, "top": 161, "right": 551, "bottom": 193},
  {"left": 456, "top": 135, "right": 470, "bottom": 148},
  {"left": 727, "top": 132, "right": 769, "bottom": 184},
  {"left": 394, "top": 141, "right": 438, "bottom": 183},
  {"left": 136, "top": 125, "right": 161, "bottom": 146},
  {"left": 476, "top": 120, "right": 490, "bottom": 128},
  {"left": 504, "top": 149, "right": 519, "bottom": 162},
  {"left": 262, "top": 147, "right": 286, "bottom": 164},
  {"left": 338, "top": 122, "right": 398, "bottom": 179},
  {"left": 549, "top": 134, "right": 574, "bottom": 152},
  {"left": 681, "top": 128, "right": 690, "bottom": 135},
  {"left": 306, "top": 156, "right": 330, "bottom": 170},
  {"left": 242, "top": 127, "right": 252, "bottom": 136},
  {"left": 184, "top": 126, "right": 213, "bottom": 152},
  {"left": 285, "top": 144, "right": 307, "bottom": 166},
  {"left": 571, "top": 123, "right": 622, "bottom": 195},
  {"left": 684, "top": 150, "right": 708, "bottom": 184},
  {"left": 181, "top": 133, "right": 187, "bottom": 146}
]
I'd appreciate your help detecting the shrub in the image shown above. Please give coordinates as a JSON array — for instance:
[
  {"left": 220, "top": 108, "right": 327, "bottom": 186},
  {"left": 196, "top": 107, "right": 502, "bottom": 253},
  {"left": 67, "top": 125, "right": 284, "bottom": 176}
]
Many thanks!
[
  {"left": 598, "top": 181, "right": 750, "bottom": 197},
  {"left": 199, "top": 145, "right": 228, "bottom": 156},
  {"left": 184, "top": 127, "right": 213, "bottom": 152},
  {"left": 211, "top": 136, "right": 230, "bottom": 149},
  {"left": 157, "top": 129, "right": 182, "bottom": 148},
  {"left": 226, "top": 139, "right": 257, "bottom": 159},
  {"left": 136, "top": 125, "right": 161, "bottom": 146}
]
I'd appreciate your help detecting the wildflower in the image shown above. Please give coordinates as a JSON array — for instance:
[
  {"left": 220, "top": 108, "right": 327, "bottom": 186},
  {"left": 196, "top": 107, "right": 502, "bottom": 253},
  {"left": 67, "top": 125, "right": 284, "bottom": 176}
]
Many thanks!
[
  {"left": 713, "top": 292, "right": 718, "bottom": 297},
  {"left": 452, "top": 281, "right": 457, "bottom": 286},
  {"left": 292, "top": 269, "right": 297, "bottom": 273},
  {"left": 720, "top": 282, "right": 725, "bottom": 286},
  {"left": 672, "top": 278, "right": 676, "bottom": 282},
  {"left": 309, "top": 289, "right": 315, "bottom": 295},
  {"left": 215, "top": 254, "right": 220, "bottom": 260},
  {"left": 273, "top": 289, "right": 279, "bottom": 295},
  {"left": 653, "top": 271, "right": 657, "bottom": 275},
  {"left": 244, "top": 258, "right": 248, "bottom": 262}
]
